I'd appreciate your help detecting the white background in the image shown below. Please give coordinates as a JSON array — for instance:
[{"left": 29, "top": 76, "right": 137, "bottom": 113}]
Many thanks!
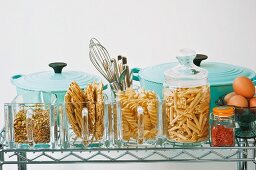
[{"left": 0, "top": 0, "right": 256, "bottom": 169}]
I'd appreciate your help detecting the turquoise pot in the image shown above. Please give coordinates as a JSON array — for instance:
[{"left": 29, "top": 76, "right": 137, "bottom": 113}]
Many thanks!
[
  {"left": 11, "top": 62, "right": 102, "bottom": 104},
  {"left": 132, "top": 56, "right": 256, "bottom": 110}
]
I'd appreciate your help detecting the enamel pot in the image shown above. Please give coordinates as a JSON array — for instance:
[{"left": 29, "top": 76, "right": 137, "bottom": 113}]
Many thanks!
[
  {"left": 132, "top": 55, "right": 256, "bottom": 109},
  {"left": 11, "top": 62, "right": 101, "bottom": 103}
]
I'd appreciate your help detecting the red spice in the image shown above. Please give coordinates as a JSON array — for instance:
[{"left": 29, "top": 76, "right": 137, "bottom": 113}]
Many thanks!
[{"left": 211, "top": 125, "right": 235, "bottom": 147}]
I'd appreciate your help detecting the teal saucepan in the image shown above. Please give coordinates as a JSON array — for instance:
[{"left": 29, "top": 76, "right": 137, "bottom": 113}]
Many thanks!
[
  {"left": 132, "top": 55, "right": 256, "bottom": 110},
  {"left": 11, "top": 62, "right": 104, "bottom": 103}
]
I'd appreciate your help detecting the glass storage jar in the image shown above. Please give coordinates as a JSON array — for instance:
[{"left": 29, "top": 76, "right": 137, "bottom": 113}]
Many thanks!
[
  {"left": 115, "top": 88, "right": 161, "bottom": 146},
  {"left": 59, "top": 101, "right": 112, "bottom": 148},
  {"left": 4, "top": 103, "right": 57, "bottom": 149},
  {"left": 211, "top": 106, "right": 235, "bottom": 147},
  {"left": 60, "top": 81, "right": 112, "bottom": 149},
  {"left": 163, "top": 49, "right": 210, "bottom": 144}
]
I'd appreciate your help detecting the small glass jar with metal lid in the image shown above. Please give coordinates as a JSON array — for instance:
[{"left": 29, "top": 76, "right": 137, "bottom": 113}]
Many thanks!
[{"left": 211, "top": 106, "right": 235, "bottom": 147}]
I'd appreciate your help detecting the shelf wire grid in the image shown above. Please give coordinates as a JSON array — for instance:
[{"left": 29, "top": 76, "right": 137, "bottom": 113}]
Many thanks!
[{"left": 1, "top": 128, "right": 256, "bottom": 165}]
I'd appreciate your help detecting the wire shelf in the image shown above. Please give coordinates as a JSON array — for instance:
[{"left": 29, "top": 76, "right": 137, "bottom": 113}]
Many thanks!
[{"left": 0, "top": 128, "right": 256, "bottom": 170}]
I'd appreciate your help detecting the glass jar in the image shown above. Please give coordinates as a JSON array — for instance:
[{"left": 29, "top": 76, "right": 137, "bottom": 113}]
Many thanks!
[
  {"left": 4, "top": 103, "right": 57, "bottom": 149},
  {"left": 60, "top": 82, "right": 112, "bottom": 148},
  {"left": 60, "top": 101, "right": 111, "bottom": 148},
  {"left": 116, "top": 88, "right": 161, "bottom": 146},
  {"left": 163, "top": 49, "right": 210, "bottom": 144},
  {"left": 211, "top": 106, "right": 235, "bottom": 147}
]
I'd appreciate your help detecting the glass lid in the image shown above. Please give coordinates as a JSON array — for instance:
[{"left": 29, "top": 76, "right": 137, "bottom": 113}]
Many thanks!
[
  {"left": 164, "top": 49, "right": 208, "bottom": 81},
  {"left": 11, "top": 62, "right": 100, "bottom": 92}
]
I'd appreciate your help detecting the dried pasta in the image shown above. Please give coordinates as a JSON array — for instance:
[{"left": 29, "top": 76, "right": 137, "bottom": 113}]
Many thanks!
[
  {"left": 117, "top": 88, "right": 159, "bottom": 142},
  {"left": 164, "top": 85, "right": 210, "bottom": 143},
  {"left": 65, "top": 81, "right": 104, "bottom": 143}
]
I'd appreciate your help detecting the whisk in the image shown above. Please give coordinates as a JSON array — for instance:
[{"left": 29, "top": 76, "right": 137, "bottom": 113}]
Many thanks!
[
  {"left": 89, "top": 38, "right": 113, "bottom": 81},
  {"left": 89, "top": 38, "right": 120, "bottom": 91}
]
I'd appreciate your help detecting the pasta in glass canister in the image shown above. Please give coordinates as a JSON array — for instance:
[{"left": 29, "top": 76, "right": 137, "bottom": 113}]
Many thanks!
[
  {"left": 117, "top": 88, "right": 159, "bottom": 145},
  {"left": 63, "top": 81, "right": 108, "bottom": 148},
  {"left": 164, "top": 85, "right": 210, "bottom": 143},
  {"left": 163, "top": 49, "right": 210, "bottom": 144}
]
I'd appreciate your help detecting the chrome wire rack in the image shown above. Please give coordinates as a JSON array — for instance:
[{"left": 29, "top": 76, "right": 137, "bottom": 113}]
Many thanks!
[{"left": 0, "top": 128, "right": 256, "bottom": 170}]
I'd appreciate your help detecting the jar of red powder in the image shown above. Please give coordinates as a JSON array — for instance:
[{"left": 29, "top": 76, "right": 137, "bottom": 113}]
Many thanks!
[{"left": 211, "top": 106, "right": 235, "bottom": 147}]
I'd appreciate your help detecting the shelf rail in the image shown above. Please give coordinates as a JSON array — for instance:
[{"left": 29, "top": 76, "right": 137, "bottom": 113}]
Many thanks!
[{"left": 1, "top": 128, "right": 256, "bottom": 170}]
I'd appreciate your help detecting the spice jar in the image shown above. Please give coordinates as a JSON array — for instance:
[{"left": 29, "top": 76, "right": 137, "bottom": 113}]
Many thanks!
[
  {"left": 163, "top": 49, "right": 210, "bottom": 144},
  {"left": 211, "top": 106, "right": 235, "bottom": 147}
]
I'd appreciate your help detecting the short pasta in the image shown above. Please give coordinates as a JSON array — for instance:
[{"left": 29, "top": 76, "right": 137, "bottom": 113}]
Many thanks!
[
  {"left": 117, "top": 88, "right": 159, "bottom": 142},
  {"left": 164, "top": 85, "right": 210, "bottom": 143}
]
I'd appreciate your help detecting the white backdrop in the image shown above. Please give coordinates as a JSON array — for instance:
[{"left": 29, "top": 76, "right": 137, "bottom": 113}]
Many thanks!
[{"left": 0, "top": 0, "right": 256, "bottom": 169}]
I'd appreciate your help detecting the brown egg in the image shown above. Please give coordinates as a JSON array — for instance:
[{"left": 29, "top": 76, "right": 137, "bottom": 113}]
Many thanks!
[
  {"left": 233, "top": 76, "right": 255, "bottom": 98},
  {"left": 249, "top": 97, "right": 256, "bottom": 107},
  {"left": 227, "top": 95, "right": 248, "bottom": 107},
  {"left": 224, "top": 92, "right": 236, "bottom": 103}
]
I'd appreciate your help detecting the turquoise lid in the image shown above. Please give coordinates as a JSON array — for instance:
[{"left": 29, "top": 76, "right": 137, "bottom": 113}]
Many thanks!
[
  {"left": 139, "top": 62, "right": 256, "bottom": 86},
  {"left": 11, "top": 62, "right": 100, "bottom": 92}
]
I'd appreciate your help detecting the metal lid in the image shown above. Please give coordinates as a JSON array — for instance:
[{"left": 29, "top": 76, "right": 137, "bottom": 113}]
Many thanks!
[
  {"left": 213, "top": 106, "right": 235, "bottom": 117},
  {"left": 11, "top": 62, "right": 100, "bottom": 92},
  {"left": 139, "top": 56, "right": 256, "bottom": 86}
]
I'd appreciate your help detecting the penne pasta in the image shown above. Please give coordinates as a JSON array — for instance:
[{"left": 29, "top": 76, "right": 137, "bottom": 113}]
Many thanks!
[{"left": 164, "top": 85, "right": 210, "bottom": 143}]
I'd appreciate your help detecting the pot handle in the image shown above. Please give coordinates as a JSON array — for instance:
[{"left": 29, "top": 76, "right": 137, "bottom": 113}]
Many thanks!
[
  {"left": 49, "top": 62, "right": 67, "bottom": 73},
  {"left": 193, "top": 54, "right": 208, "bottom": 67},
  {"left": 252, "top": 77, "right": 256, "bottom": 86},
  {"left": 11, "top": 74, "right": 24, "bottom": 84},
  {"left": 131, "top": 67, "right": 141, "bottom": 81},
  {"left": 103, "top": 84, "right": 108, "bottom": 90}
]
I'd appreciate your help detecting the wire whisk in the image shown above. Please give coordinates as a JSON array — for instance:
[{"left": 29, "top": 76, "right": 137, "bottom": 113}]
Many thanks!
[
  {"left": 89, "top": 38, "right": 132, "bottom": 94},
  {"left": 89, "top": 38, "right": 115, "bottom": 82}
]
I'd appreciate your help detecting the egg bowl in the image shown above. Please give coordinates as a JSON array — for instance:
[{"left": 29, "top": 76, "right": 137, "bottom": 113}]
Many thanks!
[{"left": 215, "top": 96, "right": 256, "bottom": 138}]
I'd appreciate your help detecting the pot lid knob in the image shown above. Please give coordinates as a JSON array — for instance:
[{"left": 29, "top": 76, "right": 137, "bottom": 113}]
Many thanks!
[
  {"left": 49, "top": 62, "right": 67, "bottom": 74},
  {"left": 193, "top": 54, "right": 208, "bottom": 67}
]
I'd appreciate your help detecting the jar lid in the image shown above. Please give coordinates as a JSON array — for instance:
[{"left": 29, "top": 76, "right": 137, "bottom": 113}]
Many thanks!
[
  {"left": 164, "top": 49, "right": 208, "bottom": 87},
  {"left": 11, "top": 62, "right": 101, "bottom": 92},
  {"left": 213, "top": 106, "right": 235, "bottom": 117}
]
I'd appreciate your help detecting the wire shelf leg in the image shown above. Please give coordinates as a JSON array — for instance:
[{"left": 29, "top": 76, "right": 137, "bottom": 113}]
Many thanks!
[
  {"left": 17, "top": 152, "right": 27, "bottom": 170},
  {"left": 0, "top": 144, "right": 4, "bottom": 170},
  {"left": 237, "top": 138, "right": 248, "bottom": 170}
]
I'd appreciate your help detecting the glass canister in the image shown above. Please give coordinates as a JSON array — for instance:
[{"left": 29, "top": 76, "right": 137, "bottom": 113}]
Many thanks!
[
  {"left": 4, "top": 103, "right": 57, "bottom": 149},
  {"left": 60, "top": 102, "right": 111, "bottom": 148},
  {"left": 60, "top": 82, "right": 112, "bottom": 148},
  {"left": 163, "top": 49, "right": 210, "bottom": 144},
  {"left": 211, "top": 106, "right": 235, "bottom": 147},
  {"left": 116, "top": 88, "right": 161, "bottom": 146}
]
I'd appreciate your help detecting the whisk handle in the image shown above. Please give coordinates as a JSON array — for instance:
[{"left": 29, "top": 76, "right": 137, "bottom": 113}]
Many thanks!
[{"left": 49, "top": 62, "right": 67, "bottom": 73}]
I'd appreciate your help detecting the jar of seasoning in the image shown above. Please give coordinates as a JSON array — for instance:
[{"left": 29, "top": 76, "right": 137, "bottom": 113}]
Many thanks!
[{"left": 211, "top": 106, "right": 235, "bottom": 147}]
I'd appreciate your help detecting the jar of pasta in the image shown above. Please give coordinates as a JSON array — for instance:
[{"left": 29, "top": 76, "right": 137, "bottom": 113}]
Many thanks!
[
  {"left": 61, "top": 81, "right": 111, "bottom": 148},
  {"left": 116, "top": 88, "right": 160, "bottom": 146},
  {"left": 163, "top": 49, "right": 210, "bottom": 144}
]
